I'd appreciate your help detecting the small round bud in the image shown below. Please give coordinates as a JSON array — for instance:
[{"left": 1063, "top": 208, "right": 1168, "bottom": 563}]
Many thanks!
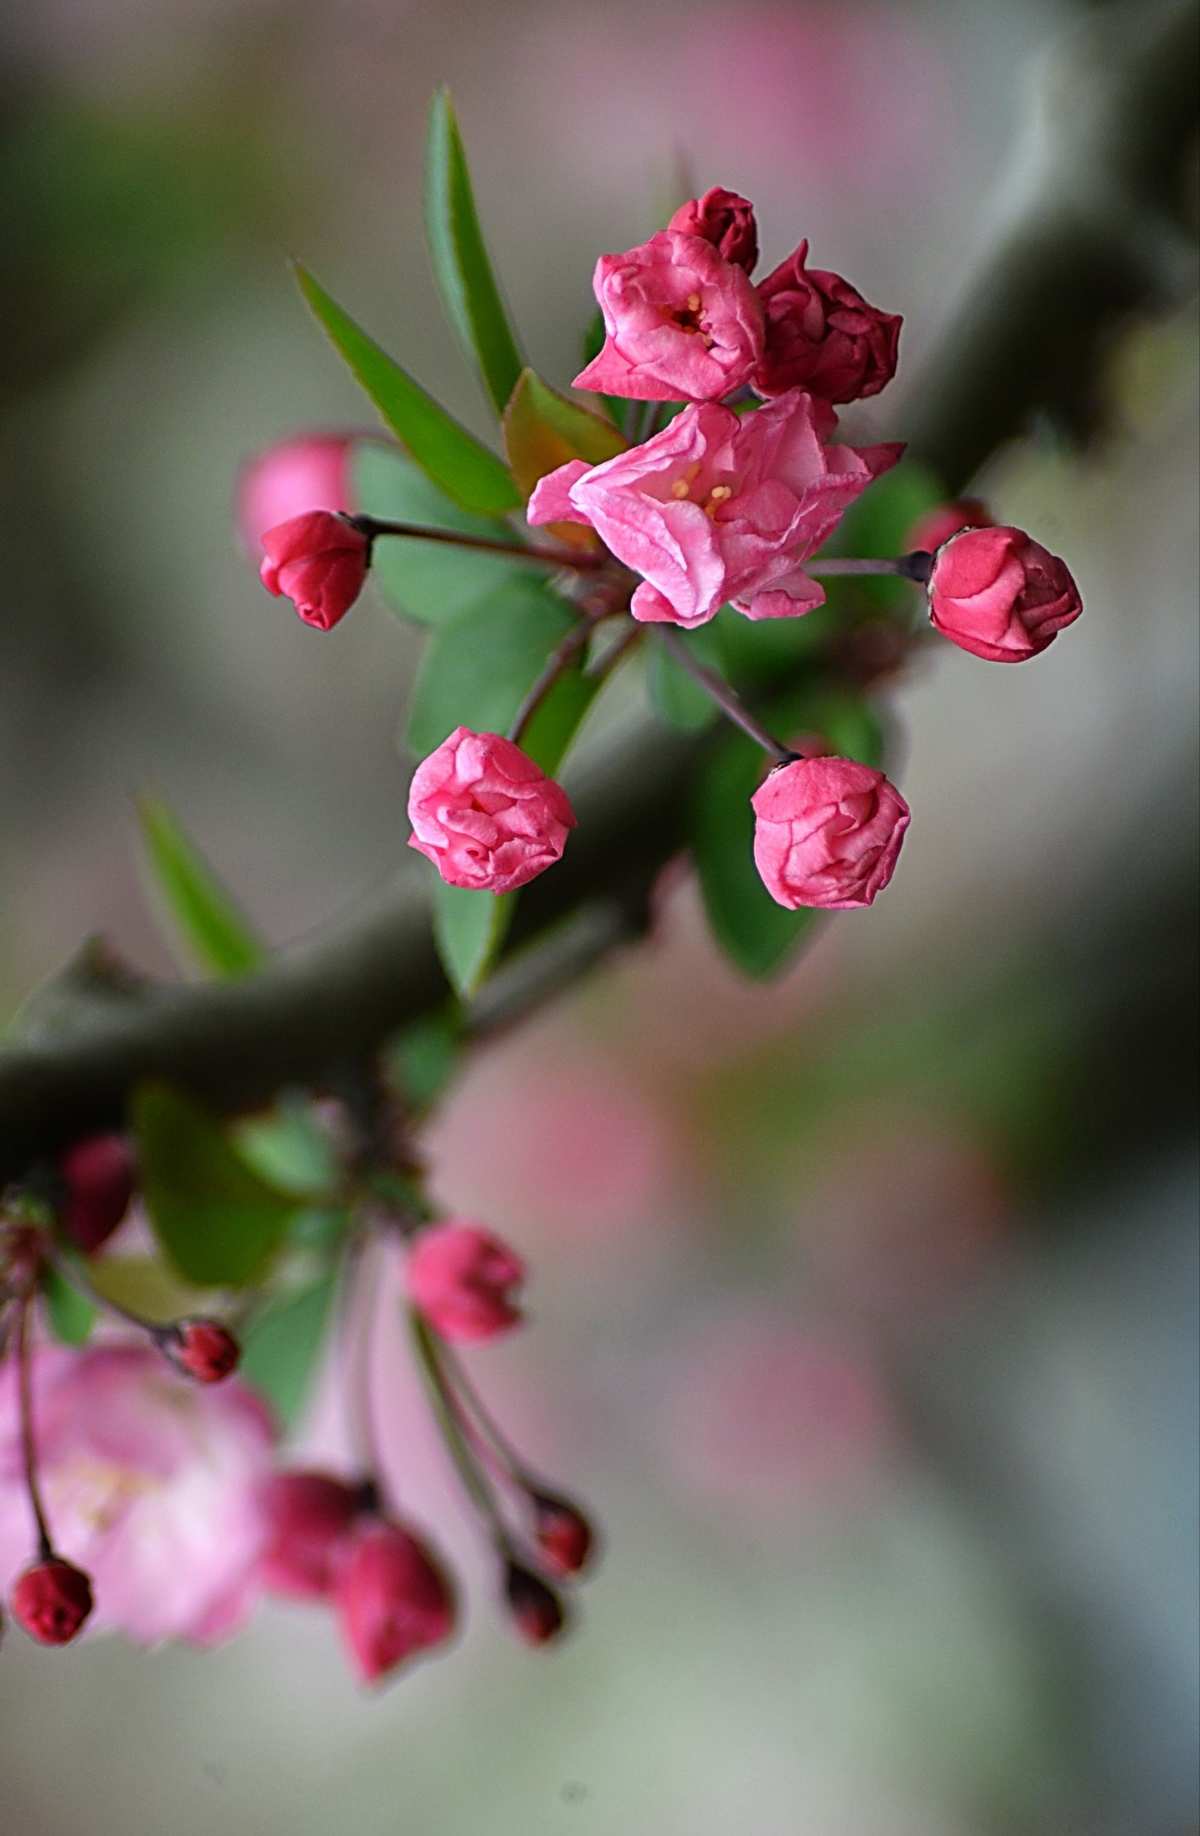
[
  {"left": 333, "top": 1521, "right": 456, "bottom": 1685},
  {"left": 667, "top": 187, "right": 759, "bottom": 273},
  {"left": 503, "top": 1561, "right": 567, "bottom": 1646},
  {"left": 407, "top": 728, "right": 576, "bottom": 896},
  {"left": 260, "top": 1470, "right": 368, "bottom": 1600},
  {"left": 58, "top": 1134, "right": 135, "bottom": 1255},
  {"left": 752, "top": 756, "right": 910, "bottom": 911},
  {"left": 10, "top": 1557, "right": 94, "bottom": 1646},
  {"left": 927, "top": 525, "right": 1082, "bottom": 663},
  {"left": 259, "top": 510, "right": 370, "bottom": 631},
  {"left": 531, "top": 1492, "right": 595, "bottom": 1579},
  {"left": 167, "top": 1319, "right": 241, "bottom": 1384},
  {"left": 405, "top": 1221, "right": 526, "bottom": 1343}
]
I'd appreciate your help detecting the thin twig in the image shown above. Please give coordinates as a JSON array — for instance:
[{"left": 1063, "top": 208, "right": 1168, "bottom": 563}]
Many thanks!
[
  {"left": 349, "top": 515, "right": 604, "bottom": 574},
  {"left": 507, "top": 620, "right": 597, "bottom": 748},
  {"left": 16, "top": 1298, "right": 54, "bottom": 1560},
  {"left": 654, "top": 627, "right": 793, "bottom": 764}
]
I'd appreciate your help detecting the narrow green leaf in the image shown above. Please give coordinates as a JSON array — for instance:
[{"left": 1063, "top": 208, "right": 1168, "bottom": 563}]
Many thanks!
[
  {"left": 86, "top": 1254, "right": 217, "bottom": 1324},
  {"left": 433, "top": 883, "right": 514, "bottom": 999},
  {"left": 41, "top": 1264, "right": 96, "bottom": 1346},
  {"left": 353, "top": 441, "right": 528, "bottom": 626},
  {"left": 133, "top": 1083, "right": 300, "bottom": 1288},
  {"left": 295, "top": 264, "right": 520, "bottom": 515},
  {"left": 502, "top": 367, "right": 626, "bottom": 497},
  {"left": 137, "top": 795, "right": 264, "bottom": 979},
  {"left": 424, "top": 90, "right": 524, "bottom": 418},
  {"left": 238, "top": 1273, "right": 338, "bottom": 1432},
  {"left": 647, "top": 623, "right": 724, "bottom": 733},
  {"left": 234, "top": 1098, "right": 339, "bottom": 1200},
  {"left": 391, "top": 1007, "right": 464, "bottom": 1110}
]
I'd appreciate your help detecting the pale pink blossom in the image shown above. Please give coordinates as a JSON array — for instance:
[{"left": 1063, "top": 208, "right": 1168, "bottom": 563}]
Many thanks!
[
  {"left": 752, "top": 755, "right": 910, "bottom": 910},
  {"left": 237, "top": 432, "right": 357, "bottom": 554},
  {"left": 927, "top": 525, "right": 1082, "bottom": 662},
  {"left": 573, "top": 229, "right": 763, "bottom": 403},
  {"left": 0, "top": 1344, "right": 276, "bottom": 1646},
  {"left": 407, "top": 727, "right": 575, "bottom": 894},
  {"left": 529, "top": 390, "right": 901, "bottom": 628}
]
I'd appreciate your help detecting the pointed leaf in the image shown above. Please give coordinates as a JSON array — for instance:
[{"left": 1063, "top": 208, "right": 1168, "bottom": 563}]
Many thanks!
[
  {"left": 502, "top": 367, "right": 626, "bottom": 497},
  {"left": 432, "top": 883, "right": 515, "bottom": 999},
  {"left": 41, "top": 1264, "right": 96, "bottom": 1346},
  {"left": 137, "top": 795, "right": 264, "bottom": 979},
  {"left": 424, "top": 90, "right": 524, "bottom": 418},
  {"left": 238, "top": 1272, "right": 339, "bottom": 1431},
  {"left": 86, "top": 1255, "right": 217, "bottom": 1324},
  {"left": 295, "top": 264, "right": 520, "bottom": 515}
]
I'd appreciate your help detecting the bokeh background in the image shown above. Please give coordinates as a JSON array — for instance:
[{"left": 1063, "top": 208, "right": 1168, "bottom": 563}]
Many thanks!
[{"left": 1, "top": 0, "right": 1197, "bottom": 1832}]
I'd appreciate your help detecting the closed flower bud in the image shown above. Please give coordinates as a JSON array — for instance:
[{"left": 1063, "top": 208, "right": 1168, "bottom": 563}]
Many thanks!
[
  {"left": 406, "top": 1222, "right": 526, "bottom": 1343},
  {"left": 260, "top": 1471, "right": 369, "bottom": 1600},
  {"left": 667, "top": 187, "right": 759, "bottom": 273},
  {"left": 237, "top": 432, "right": 356, "bottom": 554},
  {"left": 58, "top": 1134, "right": 135, "bottom": 1256},
  {"left": 167, "top": 1319, "right": 241, "bottom": 1384},
  {"left": 10, "top": 1557, "right": 94, "bottom": 1646},
  {"left": 407, "top": 727, "right": 575, "bottom": 895},
  {"left": 531, "top": 1492, "right": 595, "bottom": 1579},
  {"left": 905, "top": 497, "right": 992, "bottom": 558},
  {"left": 259, "top": 510, "right": 370, "bottom": 631},
  {"left": 927, "top": 525, "right": 1082, "bottom": 663},
  {"left": 333, "top": 1521, "right": 455, "bottom": 1685},
  {"left": 503, "top": 1561, "right": 567, "bottom": 1646},
  {"left": 752, "top": 756, "right": 910, "bottom": 911},
  {"left": 756, "top": 241, "right": 901, "bottom": 404}
]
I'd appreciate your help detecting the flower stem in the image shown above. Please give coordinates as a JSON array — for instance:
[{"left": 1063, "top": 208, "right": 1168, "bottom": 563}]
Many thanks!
[
  {"left": 407, "top": 1308, "right": 513, "bottom": 1552},
  {"left": 654, "top": 627, "right": 793, "bottom": 764},
  {"left": 507, "top": 619, "right": 597, "bottom": 748},
  {"left": 16, "top": 1298, "right": 54, "bottom": 1560},
  {"left": 439, "top": 1343, "right": 538, "bottom": 1492},
  {"left": 808, "top": 552, "right": 934, "bottom": 583},
  {"left": 347, "top": 515, "right": 604, "bottom": 575}
]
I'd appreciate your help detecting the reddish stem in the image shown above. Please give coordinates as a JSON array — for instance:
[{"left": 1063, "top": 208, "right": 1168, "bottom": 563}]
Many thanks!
[{"left": 16, "top": 1299, "right": 54, "bottom": 1560}]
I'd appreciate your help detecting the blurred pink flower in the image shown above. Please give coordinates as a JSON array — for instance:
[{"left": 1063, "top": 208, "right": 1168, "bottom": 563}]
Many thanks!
[
  {"left": 0, "top": 1343, "right": 276, "bottom": 1646},
  {"left": 237, "top": 432, "right": 359, "bottom": 555},
  {"left": 405, "top": 1222, "right": 526, "bottom": 1343}
]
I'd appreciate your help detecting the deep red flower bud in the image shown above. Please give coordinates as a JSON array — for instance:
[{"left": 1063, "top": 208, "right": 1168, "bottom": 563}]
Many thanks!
[
  {"left": 503, "top": 1561, "right": 567, "bottom": 1646},
  {"left": 58, "top": 1134, "right": 135, "bottom": 1255},
  {"left": 333, "top": 1521, "right": 456, "bottom": 1685},
  {"left": 10, "top": 1557, "right": 94, "bottom": 1646},
  {"left": 667, "top": 187, "right": 759, "bottom": 273},
  {"left": 531, "top": 1493, "right": 595, "bottom": 1579},
  {"left": 260, "top": 1471, "right": 369, "bottom": 1600},
  {"left": 755, "top": 240, "right": 901, "bottom": 403},
  {"left": 259, "top": 510, "right": 370, "bottom": 631},
  {"left": 167, "top": 1319, "right": 241, "bottom": 1384}
]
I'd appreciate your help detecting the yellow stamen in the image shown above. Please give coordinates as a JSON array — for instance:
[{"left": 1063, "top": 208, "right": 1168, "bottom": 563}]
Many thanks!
[{"left": 670, "top": 479, "right": 691, "bottom": 499}]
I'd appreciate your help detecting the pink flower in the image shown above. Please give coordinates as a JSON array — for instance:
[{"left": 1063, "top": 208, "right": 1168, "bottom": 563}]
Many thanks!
[
  {"left": 667, "top": 187, "right": 759, "bottom": 273},
  {"left": 407, "top": 727, "right": 575, "bottom": 894},
  {"left": 528, "top": 390, "right": 902, "bottom": 628},
  {"left": 927, "top": 525, "right": 1082, "bottom": 663},
  {"left": 756, "top": 241, "right": 901, "bottom": 403},
  {"left": 333, "top": 1519, "right": 455, "bottom": 1685},
  {"left": 573, "top": 229, "right": 763, "bottom": 403},
  {"left": 751, "top": 755, "right": 910, "bottom": 910},
  {"left": 0, "top": 1344, "right": 276, "bottom": 1646},
  {"left": 406, "top": 1222, "right": 526, "bottom": 1343},
  {"left": 58, "top": 1134, "right": 135, "bottom": 1256},
  {"left": 259, "top": 510, "right": 370, "bottom": 631},
  {"left": 10, "top": 1557, "right": 94, "bottom": 1646},
  {"left": 237, "top": 432, "right": 356, "bottom": 554},
  {"left": 906, "top": 497, "right": 992, "bottom": 557},
  {"left": 260, "top": 1470, "right": 368, "bottom": 1601}
]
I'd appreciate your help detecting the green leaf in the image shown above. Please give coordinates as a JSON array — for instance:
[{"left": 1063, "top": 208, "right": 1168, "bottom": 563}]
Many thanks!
[
  {"left": 41, "top": 1264, "right": 96, "bottom": 1346},
  {"left": 234, "top": 1098, "right": 339, "bottom": 1200},
  {"left": 137, "top": 795, "right": 264, "bottom": 979},
  {"left": 424, "top": 90, "right": 524, "bottom": 419},
  {"left": 238, "top": 1273, "right": 338, "bottom": 1432},
  {"left": 689, "top": 688, "right": 885, "bottom": 980},
  {"left": 295, "top": 264, "right": 520, "bottom": 516},
  {"left": 391, "top": 1008, "right": 464, "bottom": 1110},
  {"left": 86, "top": 1254, "right": 216, "bottom": 1324},
  {"left": 133, "top": 1083, "right": 300, "bottom": 1288},
  {"left": 502, "top": 367, "right": 625, "bottom": 497},
  {"left": 432, "top": 883, "right": 514, "bottom": 999},
  {"left": 647, "top": 623, "right": 724, "bottom": 733},
  {"left": 353, "top": 441, "right": 528, "bottom": 627}
]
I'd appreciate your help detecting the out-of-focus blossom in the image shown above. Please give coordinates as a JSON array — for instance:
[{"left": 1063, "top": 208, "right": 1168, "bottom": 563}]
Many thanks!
[
  {"left": 58, "top": 1135, "right": 135, "bottom": 1256},
  {"left": 9, "top": 1557, "right": 94, "bottom": 1646},
  {"left": 0, "top": 1344, "right": 276, "bottom": 1646},
  {"left": 333, "top": 1519, "right": 455, "bottom": 1684},
  {"left": 905, "top": 497, "right": 992, "bottom": 557},
  {"left": 503, "top": 1561, "right": 566, "bottom": 1644},
  {"left": 574, "top": 229, "right": 763, "bottom": 402},
  {"left": 927, "top": 526, "right": 1082, "bottom": 663},
  {"left": 529, "top": 390, "right": 901, "bottom": 628},
  {"left": 259, "top": 510, "right": 370, "bottom": 631},
  {"left": 237, "top": 433, "right": 358, "bottom": 555},
  {"left": 667, "top": 187, "right": 759, "bottom": 273},
  {"left": 260, "top": 1470, "right": 367, "bottom": 1601},
  {"left": 405, "top": 1222, "right": 526, "bottom": 1343},
  {"left": 756, "top": 241, "right": 901, "bottom": 402},
  {"left": 407, "top": 728, "right": 575, "bottom": 894},
  {"left": 752, "top": 756, "right": 910, "bottom": 909}
]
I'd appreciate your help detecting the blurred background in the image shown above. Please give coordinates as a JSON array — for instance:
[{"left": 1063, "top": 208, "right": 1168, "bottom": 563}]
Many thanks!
[{"left": 1, "top": 0, "right": 1196, "bottom": 1832}]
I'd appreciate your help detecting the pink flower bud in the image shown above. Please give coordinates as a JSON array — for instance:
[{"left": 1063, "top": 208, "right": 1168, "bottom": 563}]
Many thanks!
[
  {"left": 168, "top": 1319, "right": 241, "bottom": 1384},
  {"left": 259, "top": 510, "right": 369, "bottom": 631},
  {"left": 260, "top": 1471, "right": 369, "bottom": 1600},
  {"left": 503, "top": 1561, "right": 567, "bottom": 1646},
  {"left": 927, "top": 525, "right": 1082, "bottom": 663},
  {"left": 573, "top": 229, "right": 764, "bottom": 404},
  {"left": 406, "top": 1222, "right": 525, "bottom": 1343},
  {"left": 237, "top": 433, "right": 356, "bottom": 555},
  {"left": 407, "top": 727, "right": 575, "bottom": 895},
  {"left": 752, "top": 756, "right": 910, "bottom": 911},
  {"left": 58, "top": 1134, "right": 135, "bottom": 1255},
  {"left": 531, "top": 1492, "right": 595, "bottom": 1579},
  {"left": 756, "top": 241, "right": 901, "bottom": 403},
  {"left": 667, "top": 187, "right": 759, "bottom": 273},
  {"left": 333, "top": 1521, "right": 455, "bottom": 1685},
  {"left": 905, "top": 498, "right": 992, "bottom": 558},
  {"left": 10, "top": 1557, "right": 94, "bottom": 1646}
]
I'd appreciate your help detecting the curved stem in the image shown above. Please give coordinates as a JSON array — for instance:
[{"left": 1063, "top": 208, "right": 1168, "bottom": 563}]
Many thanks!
[
  {"left": 440, "top": 1343, "right": 538, "bottom": 1492},
  {"left": 407, "top": 1308, "right": 512, "bottom": 1552},
  {"left": 349, "top": 515, "right": 604, "bottom": 575},
  {"left": 16, "top": 1299, "right": 53, "bottom": 1559},
  {"left": 809, "top": 553, "right": 933, "bottom": 583},
  {"left": 654, "top": 627, "right": 794, "bottom": 764},
  {"left": 507, "top": 620, "right": 596, "bottom": 748}
]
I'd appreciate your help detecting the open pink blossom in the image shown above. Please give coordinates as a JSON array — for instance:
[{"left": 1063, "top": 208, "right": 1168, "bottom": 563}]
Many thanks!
[
  {"left": 407, "top": 727, "right": 575, "bottom": 894},
  {"left": 667, "top": 188, "right": 759, "bottom": 273},
  {"left": 0, "top": 1344, "right": 276, "bottom": 1646},
  {"left": 755, "top": 241, "right": 902, "bottom": 403},
  {"left": 573, "top": 229, "right": 763, "bottom": 403},
  {"left": 334, "top": 1519, "right": 455, "bottom": 1685},
  {"left": 927, "top": 524, "right": 1082, "bottom": 662},
  {"left": 751, "top": 755, "right": 910, "bottom": 910},
  {"left": 259, "top": 510, "right": 370, "bottom": 631},
  {"left": 406, "top": 1222, "right": 526, "bottom": 1342},
  {"left": 529, "top": 390, "right": 902, "bottom": 628},
  {"left": 237, "top": 432, "right": 357, "bottom": 554}
]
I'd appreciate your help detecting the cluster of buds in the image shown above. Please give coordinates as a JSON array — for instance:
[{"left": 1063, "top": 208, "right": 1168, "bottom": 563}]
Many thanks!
[{"left": 254, "top": 185, "right": 1081, "bottom": 920}]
